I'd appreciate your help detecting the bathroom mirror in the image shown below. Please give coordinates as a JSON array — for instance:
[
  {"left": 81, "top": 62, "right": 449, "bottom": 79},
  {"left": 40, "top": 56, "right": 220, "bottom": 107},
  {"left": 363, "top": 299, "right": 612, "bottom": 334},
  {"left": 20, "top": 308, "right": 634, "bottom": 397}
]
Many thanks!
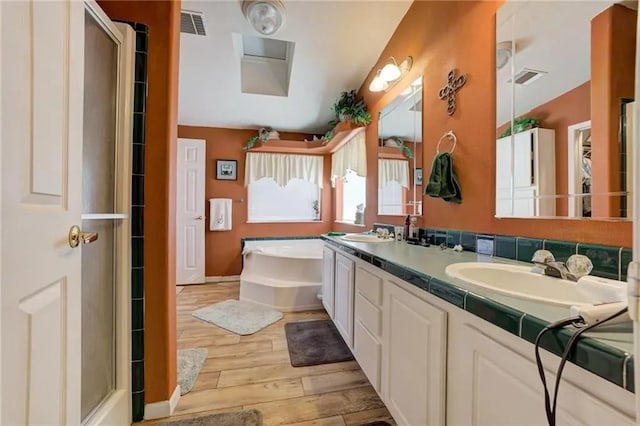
[
  {"left": 377, "top": 76, "right": 423, "bottom": 216},
  {"left": 496, "top": 0, "right": 637, "bottom": 219}
]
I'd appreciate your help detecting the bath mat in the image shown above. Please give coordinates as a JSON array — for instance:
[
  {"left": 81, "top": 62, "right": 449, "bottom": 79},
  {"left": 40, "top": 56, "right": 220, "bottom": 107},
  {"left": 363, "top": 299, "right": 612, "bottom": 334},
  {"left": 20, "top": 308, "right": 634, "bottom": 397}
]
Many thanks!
[
  {"left": 155, "top": 409, "right": 262, "bottom": 425},
  {"left": 177, "top": 348, "right": 208, "bottom": 395},
  {"left": 192, "top": 299, "right": 283, "bottom": 335},
  {"left": 284, "top": 319, "right": 354, "bottom": 367}
]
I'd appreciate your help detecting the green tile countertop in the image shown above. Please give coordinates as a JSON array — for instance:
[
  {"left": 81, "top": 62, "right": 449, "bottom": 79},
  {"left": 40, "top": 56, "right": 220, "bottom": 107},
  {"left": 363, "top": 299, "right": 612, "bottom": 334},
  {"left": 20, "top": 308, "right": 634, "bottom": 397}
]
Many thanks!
[{"left": 321, "top": 235, "right": 635, "bottom": 392}]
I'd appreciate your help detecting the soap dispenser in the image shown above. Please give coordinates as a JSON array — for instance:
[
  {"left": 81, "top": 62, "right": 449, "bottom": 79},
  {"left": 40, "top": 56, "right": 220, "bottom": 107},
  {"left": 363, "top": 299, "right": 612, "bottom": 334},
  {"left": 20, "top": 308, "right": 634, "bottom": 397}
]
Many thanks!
[
  {"left": 403, "top": 215, "right": 410, "bottom": 241},
  {"left": 409, "top": 216, "right": 418, "bottom": 239}
]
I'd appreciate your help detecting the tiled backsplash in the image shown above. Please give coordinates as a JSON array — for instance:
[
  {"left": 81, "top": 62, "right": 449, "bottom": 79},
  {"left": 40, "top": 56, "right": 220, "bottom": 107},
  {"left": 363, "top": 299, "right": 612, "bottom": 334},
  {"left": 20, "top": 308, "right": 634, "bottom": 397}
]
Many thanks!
[{"left": 410, "top": 227, "right": 633, "bottom": 282}]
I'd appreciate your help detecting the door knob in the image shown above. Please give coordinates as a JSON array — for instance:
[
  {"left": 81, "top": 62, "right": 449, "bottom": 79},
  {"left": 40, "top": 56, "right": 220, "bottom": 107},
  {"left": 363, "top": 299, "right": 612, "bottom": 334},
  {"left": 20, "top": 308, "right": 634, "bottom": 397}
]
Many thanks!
[
  {"left": 68, "top": 225, "right": 99, "bottom": 248},
  {"left": 196, "top": 216, "right": 205, "bottom": 220}
]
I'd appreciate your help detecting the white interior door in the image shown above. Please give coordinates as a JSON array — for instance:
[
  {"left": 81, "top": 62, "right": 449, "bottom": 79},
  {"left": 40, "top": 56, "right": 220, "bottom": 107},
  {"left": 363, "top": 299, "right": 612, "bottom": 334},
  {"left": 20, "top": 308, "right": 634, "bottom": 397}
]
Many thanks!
[
  {"left": 1, "top": 1, "right": 85, "bottom": 424},
  {"left": 1, "top": 1, "right": 132, "bottom": 424},
  {"left": 177, "top": 138, "right": 206, "bottom": 285}
]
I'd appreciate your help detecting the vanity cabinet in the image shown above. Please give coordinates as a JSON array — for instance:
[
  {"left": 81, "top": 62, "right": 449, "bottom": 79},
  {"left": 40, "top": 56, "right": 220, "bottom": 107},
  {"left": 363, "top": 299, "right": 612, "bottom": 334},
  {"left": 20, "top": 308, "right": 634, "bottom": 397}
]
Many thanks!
[
  {"left": 382, "top": 278, "right": 447, "bottom": 426},
  {"left": 334, "top": 253, "right": 355, "bottom": 348},
  {"left": 321, "top": 246, "right": 336, "bottom": 318},
  {"left": 447, "top": 309, "right": 634, "bottom": 425},
  {"left": 496, "top": 128, "right": 556, "bottom": 217}
]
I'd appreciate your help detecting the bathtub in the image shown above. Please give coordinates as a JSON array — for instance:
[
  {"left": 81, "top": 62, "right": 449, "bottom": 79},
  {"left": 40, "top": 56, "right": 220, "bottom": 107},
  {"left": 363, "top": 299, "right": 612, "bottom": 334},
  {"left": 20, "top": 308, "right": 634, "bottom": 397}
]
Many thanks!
[{"left": 240, "top": 239, "right": 323, "bottom": 312}]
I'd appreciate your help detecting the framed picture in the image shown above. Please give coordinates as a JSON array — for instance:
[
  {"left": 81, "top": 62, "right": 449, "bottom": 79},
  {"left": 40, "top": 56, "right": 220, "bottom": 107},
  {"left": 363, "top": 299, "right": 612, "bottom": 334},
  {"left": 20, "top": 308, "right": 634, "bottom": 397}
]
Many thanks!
[
  {"left": 415, "top": 168, "right": 423, "bottom": 186},
  {"left": 216, "top": 159, "right": 237, "bottom": 180}
]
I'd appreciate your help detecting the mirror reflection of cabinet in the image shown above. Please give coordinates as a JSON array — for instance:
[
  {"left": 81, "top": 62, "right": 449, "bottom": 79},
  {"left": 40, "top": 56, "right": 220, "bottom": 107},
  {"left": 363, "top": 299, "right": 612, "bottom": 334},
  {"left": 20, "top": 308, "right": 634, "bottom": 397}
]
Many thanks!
[
  {"left": 496, "top": 0, "right": 637, "bottom": 219},
  {"left": 378, "top": 77, "right": 423, "bottom": 216},
  {"left": 496, "top": 128, "right": 555, "bottom": 217}
]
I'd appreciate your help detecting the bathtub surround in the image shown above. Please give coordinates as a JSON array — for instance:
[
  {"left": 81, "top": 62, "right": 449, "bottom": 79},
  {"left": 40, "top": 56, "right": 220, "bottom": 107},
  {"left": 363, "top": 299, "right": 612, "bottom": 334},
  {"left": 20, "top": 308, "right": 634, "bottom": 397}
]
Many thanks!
[
  {"left": 192, "top": 300, "right": 283, "bottom": 335},
  {"left": 177, "top": 126, "right": 333, "bottom": 277},
  {"left": 177, "top": 348, "right": 208, "bottom": 395}
]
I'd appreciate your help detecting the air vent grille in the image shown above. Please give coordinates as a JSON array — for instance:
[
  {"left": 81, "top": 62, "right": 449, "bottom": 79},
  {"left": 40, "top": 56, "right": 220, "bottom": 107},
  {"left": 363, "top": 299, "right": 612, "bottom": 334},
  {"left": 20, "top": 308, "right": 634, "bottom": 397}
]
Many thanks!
[
  {"left": 509, "top": 68, "right": 547, "bottom": 85},
  {"left": 181, "top": 11, "right": 206, "bottom": 36}
]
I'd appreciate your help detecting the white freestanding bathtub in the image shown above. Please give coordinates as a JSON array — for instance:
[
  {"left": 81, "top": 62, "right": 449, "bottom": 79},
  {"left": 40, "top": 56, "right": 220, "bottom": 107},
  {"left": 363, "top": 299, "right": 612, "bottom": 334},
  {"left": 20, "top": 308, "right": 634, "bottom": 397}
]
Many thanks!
[{"left": 240, "top": 239, "right": 323, "bottom": 312}]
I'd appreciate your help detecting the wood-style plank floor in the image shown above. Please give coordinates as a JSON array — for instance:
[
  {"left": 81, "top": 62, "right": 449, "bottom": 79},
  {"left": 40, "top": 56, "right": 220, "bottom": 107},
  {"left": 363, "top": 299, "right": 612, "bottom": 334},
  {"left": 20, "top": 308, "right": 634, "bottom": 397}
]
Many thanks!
[{"left": 153, "top": 282, "right": 396, "bottom": 426}]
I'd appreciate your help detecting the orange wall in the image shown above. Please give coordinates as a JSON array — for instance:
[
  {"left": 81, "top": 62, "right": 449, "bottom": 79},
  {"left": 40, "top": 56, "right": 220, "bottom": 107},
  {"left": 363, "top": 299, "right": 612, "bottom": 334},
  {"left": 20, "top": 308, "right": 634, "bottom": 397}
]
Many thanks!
[
  {"left": 349, "top": 0, "right": 631, "bottom": 247},
  {"left": 178, "top": 126, "right": 333, "bottom": 276},
  {"left": 591, "top": 5, "right": 637, "bottom": 217},
  {"left": 497, "top": 82, "right": 591, "bottom": 216},
  {"left": 97, "top": 0, "right": 180, "bottom": 405}
]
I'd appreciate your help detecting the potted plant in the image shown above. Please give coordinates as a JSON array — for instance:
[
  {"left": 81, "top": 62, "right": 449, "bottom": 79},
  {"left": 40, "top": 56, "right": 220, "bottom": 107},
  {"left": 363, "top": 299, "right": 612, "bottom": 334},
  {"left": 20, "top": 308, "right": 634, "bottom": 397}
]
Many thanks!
[
  {"left": 499, "top": 117, "right": 541, "bottom": 138},
  {"left": 384, "top": 136, "right": 413, "bottom": 159},
  {"left": 244, "top": 127, "right": 277, "bottom": 150},
  {"left": 322, "top": 90, "right": 373, "bottom": 143}
]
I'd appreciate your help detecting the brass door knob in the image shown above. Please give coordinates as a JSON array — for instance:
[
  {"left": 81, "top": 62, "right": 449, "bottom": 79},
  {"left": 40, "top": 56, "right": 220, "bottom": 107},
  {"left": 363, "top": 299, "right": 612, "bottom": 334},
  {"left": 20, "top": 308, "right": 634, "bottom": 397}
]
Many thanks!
[{"left": 68, "top": 225, "right": 99, "bottom": 248}]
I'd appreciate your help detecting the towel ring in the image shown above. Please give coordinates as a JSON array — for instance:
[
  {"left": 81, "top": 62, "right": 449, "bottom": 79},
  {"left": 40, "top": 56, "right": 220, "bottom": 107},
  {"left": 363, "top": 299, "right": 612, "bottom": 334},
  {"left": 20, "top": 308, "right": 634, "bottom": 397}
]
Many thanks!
[{"left": 436, "top": 131, "right": 457, "bottom": 154}]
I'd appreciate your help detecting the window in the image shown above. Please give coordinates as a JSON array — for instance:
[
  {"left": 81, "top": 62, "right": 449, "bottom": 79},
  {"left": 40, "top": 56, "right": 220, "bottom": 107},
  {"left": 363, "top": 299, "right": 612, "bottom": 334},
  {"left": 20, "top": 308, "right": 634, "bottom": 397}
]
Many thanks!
[
  {"left": 331, "top": 132, "right": 367, "bottom": 225},
  {"left": 245, "top": 152, "right": 323, "bottom": 222},
  {"left": 248, "top": 177, "right": 320, "bottom": 222},
  {"left": 336, "top": 169, "right": 366, "bottom": 224}
]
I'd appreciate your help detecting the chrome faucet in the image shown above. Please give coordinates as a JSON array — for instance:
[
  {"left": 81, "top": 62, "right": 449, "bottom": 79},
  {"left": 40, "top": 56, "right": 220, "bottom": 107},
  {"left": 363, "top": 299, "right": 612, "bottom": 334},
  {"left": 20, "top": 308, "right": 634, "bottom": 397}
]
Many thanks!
[{"left": 531, "top": 250, "right": 593, "bottom": 282}]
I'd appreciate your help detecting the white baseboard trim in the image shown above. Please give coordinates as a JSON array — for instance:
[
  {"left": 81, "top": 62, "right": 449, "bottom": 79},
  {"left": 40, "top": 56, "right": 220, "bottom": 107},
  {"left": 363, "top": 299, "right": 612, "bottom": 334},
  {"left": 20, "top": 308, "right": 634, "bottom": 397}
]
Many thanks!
[
  {"left": 144, "top": 385, "right": 181, "bottom": 420},
  {"left": 205, "top": 275, "right": 240, "bottom": 283}
]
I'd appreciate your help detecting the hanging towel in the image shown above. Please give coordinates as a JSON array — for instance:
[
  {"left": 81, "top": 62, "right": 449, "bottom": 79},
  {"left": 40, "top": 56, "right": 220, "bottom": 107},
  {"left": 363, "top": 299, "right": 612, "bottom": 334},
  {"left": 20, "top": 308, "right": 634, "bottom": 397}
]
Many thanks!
[
  {"left": 209, "top": 198, "right": 232, "bottom": 231},
  {"left": 425, "top": 152, "right": 462, "bottom": 204}
]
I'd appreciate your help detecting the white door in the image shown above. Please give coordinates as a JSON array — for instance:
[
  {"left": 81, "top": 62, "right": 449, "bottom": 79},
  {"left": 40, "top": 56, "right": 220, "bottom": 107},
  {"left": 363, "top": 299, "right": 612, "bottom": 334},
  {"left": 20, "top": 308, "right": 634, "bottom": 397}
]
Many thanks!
[
  {"left": 321, "top": 246, "right": 336, "bottom": 318},
  {"left": 1, "top": 1, "right": 132, "bottom": 424},
  {"left": 176, "top": 138, "right": 206, "bottom": 285}
]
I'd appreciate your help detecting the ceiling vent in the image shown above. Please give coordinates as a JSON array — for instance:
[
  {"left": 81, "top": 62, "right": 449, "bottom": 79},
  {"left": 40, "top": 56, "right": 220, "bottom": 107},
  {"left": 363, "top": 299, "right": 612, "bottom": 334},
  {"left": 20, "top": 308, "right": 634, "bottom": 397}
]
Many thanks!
[
  {"left": 509, "top": 68, "right": 547, "bottom": 85},
  {"left": 181, "top": 10, "right": 206, "bottom": 36}
]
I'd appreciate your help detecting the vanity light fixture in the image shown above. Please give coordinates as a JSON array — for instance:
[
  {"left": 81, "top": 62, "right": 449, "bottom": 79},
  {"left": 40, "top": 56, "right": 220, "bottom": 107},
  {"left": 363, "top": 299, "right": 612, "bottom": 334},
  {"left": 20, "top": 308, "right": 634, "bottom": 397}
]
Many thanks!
[
  {"left": 242, "top": 0, "right": 286, "bottom": 36},
  {"left": 496, "top": 41, "right": 513, "bottom": 70},
  {"left": 369, "top": 70, "right": 389, "bottom": 92},
  {"left": 368, "top": 56, "right": 413, "bottom": 92}
]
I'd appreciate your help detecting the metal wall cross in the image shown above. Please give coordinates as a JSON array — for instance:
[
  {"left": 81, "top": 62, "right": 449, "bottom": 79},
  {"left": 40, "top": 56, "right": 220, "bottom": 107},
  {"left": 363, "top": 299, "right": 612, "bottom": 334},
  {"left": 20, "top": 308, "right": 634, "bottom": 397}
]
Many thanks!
[{"left": 438, "top": 69, "right": 467, "bottom": 116}]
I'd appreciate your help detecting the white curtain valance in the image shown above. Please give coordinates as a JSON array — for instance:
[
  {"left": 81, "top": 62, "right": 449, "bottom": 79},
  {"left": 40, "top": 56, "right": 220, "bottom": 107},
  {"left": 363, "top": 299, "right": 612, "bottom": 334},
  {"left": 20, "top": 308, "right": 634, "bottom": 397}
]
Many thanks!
[
  {"left": 244, "top": 152, "right": 324, "bottom": 188},
  {"left": 331, "top": 131, "right": 367, "bottom": 186},
  {"left": 378, "top": 158, "right": 409, "bottom": 189}
]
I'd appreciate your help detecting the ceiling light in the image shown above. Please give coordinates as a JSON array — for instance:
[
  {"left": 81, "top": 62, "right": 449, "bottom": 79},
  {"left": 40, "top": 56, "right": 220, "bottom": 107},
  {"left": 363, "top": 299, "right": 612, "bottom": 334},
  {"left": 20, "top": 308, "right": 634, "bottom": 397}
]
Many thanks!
[
  {"left": 242, "top": 0, "right": 286, "bottom": 36},
  {"left": 369, "top": 72, "right": 389, "bottom": 92},
  {"left": 496, "top": 41, "right": 513, "bottom": 70}
]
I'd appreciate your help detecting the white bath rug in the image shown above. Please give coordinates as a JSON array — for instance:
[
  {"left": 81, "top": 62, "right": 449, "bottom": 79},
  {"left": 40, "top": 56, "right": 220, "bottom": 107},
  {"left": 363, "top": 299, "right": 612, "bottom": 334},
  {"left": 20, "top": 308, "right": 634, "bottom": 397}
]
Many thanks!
[
  {"left": 192, "top": 299, "right": 283, "bottom": 335},
  {"left": 177, "top": 348, "right": 208, "bottom": 395}
]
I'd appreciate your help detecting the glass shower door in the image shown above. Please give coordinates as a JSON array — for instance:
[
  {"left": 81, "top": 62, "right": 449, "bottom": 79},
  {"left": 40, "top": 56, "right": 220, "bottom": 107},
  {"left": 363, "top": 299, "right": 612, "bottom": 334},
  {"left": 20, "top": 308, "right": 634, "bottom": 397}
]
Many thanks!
[{"left": 81, "top": 8, "right": 119, "bottom": 421}]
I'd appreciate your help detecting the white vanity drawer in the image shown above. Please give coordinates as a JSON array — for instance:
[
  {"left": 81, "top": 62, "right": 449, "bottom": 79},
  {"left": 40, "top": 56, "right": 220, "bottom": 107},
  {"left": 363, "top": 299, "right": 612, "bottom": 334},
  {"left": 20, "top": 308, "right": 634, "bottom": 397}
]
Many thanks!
[
  {"left": 355, "top": 266, "right": 383, "bottom": 306},
  {"left": 355, "top": 292, "right": 382, "bottom": 337},
  {"left": 354, "top": 319, "right": 381, "bottom": 392}
]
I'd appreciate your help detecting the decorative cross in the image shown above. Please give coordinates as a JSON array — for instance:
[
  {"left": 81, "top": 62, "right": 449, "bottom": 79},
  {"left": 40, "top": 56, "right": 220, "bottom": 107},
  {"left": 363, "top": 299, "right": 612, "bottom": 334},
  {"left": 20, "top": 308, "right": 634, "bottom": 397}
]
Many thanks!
[{"left": 438, "top": 69, "right": 467, "bottom": 116}]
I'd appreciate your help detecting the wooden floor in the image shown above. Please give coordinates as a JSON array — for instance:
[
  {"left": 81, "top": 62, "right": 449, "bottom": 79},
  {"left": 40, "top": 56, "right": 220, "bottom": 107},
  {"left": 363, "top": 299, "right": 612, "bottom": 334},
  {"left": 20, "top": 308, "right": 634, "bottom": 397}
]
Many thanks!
[{"left": 157, "top": 282, "right": 396, "bottom": 426}]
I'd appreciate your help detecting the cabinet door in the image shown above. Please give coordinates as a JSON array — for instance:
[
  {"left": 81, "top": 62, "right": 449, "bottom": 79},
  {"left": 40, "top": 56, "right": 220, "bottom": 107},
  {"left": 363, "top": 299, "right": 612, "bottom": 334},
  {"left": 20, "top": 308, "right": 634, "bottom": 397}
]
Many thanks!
[
  {"left": 513, "top": 186, "right": 536, "bottom": 217},
  {"left": 382, "top": 281, "right": 447, "bottom": 426},
  {"left": 447, "top": 320, "right": 634, "bottom": 426},
  {"left": 321, "top": 246, "right": 336, "bottom": 318},
  {"left": 513, "top": 130, "right": 534, "bottom": 188},
  {"left": 334, "top": 253, "right": 355, "bottom": 348}
]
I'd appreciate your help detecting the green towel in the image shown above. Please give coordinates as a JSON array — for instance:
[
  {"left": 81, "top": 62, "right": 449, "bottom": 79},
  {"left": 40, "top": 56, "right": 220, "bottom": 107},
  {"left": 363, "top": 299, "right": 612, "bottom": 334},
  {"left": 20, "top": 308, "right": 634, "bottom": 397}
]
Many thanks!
[
  {"left": 424, "top": 152, "right": 462, "bottom": 203},
  {"left": 327, "top": 231, "right": 347, "bottom": 236}
]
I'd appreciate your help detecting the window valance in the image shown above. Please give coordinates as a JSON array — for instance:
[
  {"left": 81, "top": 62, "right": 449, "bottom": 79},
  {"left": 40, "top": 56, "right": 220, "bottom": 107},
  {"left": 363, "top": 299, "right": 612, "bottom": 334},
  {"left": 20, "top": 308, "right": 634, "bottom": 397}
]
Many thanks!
[
  {"left": 244, "top": 152, "right": 324, "bottom": 188},
  {"left": 378, "top": 158, "right": 409, "bottom": 189},
  {"left": 331, "top": 132, "right": 367, "bottom": 186}
]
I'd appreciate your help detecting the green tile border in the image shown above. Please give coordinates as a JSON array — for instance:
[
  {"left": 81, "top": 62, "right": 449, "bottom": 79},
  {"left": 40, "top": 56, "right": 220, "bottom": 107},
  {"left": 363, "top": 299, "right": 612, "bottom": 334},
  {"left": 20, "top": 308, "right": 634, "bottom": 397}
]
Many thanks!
[{"left": 322, "top": 234, "right": 633, "bottom": 392}]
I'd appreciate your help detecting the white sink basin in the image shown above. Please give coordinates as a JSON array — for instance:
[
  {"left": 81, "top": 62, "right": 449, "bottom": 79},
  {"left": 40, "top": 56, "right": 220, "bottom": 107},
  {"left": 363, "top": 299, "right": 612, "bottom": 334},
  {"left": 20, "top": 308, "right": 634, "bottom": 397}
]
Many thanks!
[
  {"left": 445, "top": 262, "right": 603, "bottom": 307},
  {"left": 340, "top": 233, "right": 394, "bottom": 243}
]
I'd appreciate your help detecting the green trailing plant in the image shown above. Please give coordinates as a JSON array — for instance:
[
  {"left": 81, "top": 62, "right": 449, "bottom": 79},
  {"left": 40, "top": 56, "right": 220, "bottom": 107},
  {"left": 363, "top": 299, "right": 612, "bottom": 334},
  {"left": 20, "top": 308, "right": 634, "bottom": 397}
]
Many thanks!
[
  {"left": 243, "top": 127, "right": 273, "bottom": 150},
  {"left": 386, "top": 136, "right": 413, "bottom": 159},
  {"left": 321, "top": 90, "right": 372, "bottom": 143},
  {"left": 499, "top": 117, "right": 541, "bottom": 138}
]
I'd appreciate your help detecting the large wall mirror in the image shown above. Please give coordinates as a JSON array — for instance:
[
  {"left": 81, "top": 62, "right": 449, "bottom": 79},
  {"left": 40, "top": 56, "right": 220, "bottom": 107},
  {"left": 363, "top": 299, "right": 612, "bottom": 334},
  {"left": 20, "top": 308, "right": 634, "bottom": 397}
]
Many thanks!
[
  {"left": 496, "top": 0, "right": 637, "bottom": 220},
  {"left": 378, "top": 77, "right": 423, "bottom": 216}
]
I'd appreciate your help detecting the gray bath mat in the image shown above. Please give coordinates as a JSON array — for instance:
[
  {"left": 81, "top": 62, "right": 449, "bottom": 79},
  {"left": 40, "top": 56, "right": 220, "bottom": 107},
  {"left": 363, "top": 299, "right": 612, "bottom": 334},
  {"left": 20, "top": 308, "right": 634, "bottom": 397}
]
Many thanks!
[
  {"left": 155, "top": 409, "right": 262, "bottom": 425},
  {"left": 192, "top": 299, "right": 283, "bottom": 335},
  {"left": 284, "top": 319, "right": 354, "bottom": 367},
  {"left": 178, "top": 348, "right": 207, "bottom": 395}
]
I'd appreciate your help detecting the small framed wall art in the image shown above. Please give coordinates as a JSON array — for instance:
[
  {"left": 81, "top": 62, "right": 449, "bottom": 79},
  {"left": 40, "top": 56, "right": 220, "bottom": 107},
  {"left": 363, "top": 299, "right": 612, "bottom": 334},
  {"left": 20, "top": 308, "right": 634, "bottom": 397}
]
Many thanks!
[
  {"left": 415, "top": 168, "right": 423, "bottom": 186},
  {"left": 216, "top": 159, "right": 238, "bottom": 180}
]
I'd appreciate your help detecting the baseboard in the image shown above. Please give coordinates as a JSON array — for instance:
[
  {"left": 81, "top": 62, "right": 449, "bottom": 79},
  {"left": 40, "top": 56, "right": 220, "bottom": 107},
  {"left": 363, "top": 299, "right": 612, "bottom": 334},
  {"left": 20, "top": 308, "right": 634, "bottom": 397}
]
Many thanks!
[
  {"left": 205, "top": 275, "right": 240, "bottom": 283},
  {"left": 144, "top": 385, "right": 180, "bottom": 420}
]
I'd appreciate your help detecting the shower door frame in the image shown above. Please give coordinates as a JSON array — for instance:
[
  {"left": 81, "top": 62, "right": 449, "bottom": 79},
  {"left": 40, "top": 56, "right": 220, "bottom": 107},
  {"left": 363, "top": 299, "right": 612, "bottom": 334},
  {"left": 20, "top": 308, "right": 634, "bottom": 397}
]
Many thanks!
[{"left": 82, "top": 2, "right": 133, "bottom": 425}]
